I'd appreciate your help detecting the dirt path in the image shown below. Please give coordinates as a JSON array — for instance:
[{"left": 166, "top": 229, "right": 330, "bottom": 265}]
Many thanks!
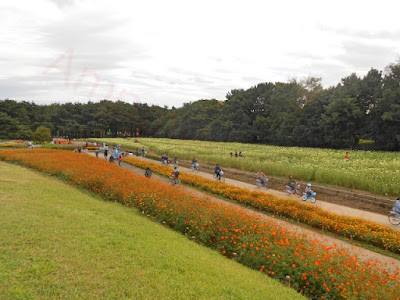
[{"left": 87, "top": 151, "right": 400, "bottom": 272}]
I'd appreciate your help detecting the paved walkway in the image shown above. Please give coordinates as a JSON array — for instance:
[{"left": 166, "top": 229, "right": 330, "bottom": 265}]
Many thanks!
[{"left": 122, "top": 154, "right": 398, "bottom": 232}]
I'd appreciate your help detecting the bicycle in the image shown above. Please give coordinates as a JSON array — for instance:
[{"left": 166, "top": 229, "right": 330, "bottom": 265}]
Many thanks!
[
  {"left": 192, "top": 162, "right": 200, "bottom": 172},
  {"left": 213, "top": 171, "right": 225, "bottom": 182},
  {"left": 256, "top": 178, "right": 268, "bottom": 189},
  {"left": 285, "top": 184, "right": 301, "bottom": 196},
  {"left": 169, "top": 175, "right": 181, "bottom": 186},
  {"left": 388, "top": 210, "right": 400, "bottom": 225},
  {"left": 302, "top": 192, "right": 316, "bottom": 203}
]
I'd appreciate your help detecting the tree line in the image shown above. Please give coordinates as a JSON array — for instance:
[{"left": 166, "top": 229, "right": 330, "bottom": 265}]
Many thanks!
[{"left": 1, "top": 62, "right": 400, "bottom": 150}]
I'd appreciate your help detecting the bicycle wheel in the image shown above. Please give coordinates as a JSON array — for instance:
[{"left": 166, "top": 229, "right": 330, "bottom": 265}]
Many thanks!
[
  {"left": 310, "top": 197, "right": 316, "bottom": 204},
  {"left": 220, "top": 176, "right": 225, "bottom": 182},
  {"left": 388, "top": 213, "right": 400, "bottom": 225}
]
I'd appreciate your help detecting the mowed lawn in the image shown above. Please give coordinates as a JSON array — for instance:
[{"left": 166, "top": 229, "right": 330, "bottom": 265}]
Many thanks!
[{"left": 0, "top": 163, "right": 304, "bottom": 300}]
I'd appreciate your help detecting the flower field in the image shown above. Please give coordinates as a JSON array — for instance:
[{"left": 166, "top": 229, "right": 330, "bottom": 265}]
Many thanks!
[
  {"left": 93, "top": 137, "right": 400, "bottom": 196},
  {"left": 122, "top": 156, "right": 400, "bottom": 255},
  {"left": 1, "top": 149, "right": 400, "bottom": 299},
  {"left": 0, "top": 143, "right": 16, "bottom": 147}
]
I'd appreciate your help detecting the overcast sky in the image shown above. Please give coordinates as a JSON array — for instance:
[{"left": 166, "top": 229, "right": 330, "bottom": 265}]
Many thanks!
[{"left": 1, "top": 0, "right": 399, "bottom": 107}]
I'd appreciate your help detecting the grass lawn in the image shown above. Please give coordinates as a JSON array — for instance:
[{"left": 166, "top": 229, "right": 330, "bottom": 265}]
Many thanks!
[{"left": 0, "top": 162, "right": 304, "bottom": 300}]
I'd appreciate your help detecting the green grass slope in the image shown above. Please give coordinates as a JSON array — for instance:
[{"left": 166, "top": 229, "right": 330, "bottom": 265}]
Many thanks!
[{"left": 0, "top": 162, "right": 305, "bottom": 300}]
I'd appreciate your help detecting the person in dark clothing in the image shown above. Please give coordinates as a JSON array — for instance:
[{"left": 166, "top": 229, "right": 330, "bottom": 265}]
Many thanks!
[{"left": 214, "top": 164, "right": 222, "bottom": 180}]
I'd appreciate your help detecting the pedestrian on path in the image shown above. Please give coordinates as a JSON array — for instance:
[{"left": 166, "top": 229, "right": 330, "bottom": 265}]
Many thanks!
[{"left": 118, "top": 155, "right": 122, "bottom": 166}]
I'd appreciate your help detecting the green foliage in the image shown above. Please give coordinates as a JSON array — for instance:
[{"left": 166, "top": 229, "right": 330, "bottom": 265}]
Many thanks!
[
  {"left": 41, "top": 143, "right": 76, "bottom": 150},
  {"left": 32, "top": 126, "right": 51, "bottom": 144}
]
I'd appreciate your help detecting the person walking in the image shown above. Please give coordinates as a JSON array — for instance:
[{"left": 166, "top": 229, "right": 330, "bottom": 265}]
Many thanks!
[
  {"left": 344, "top": 152, "right": 350, "bottom": 163},
  {"left": 214, "top": 164, "right": 222, "bottom": 180},
  {"left": 118, "top": 155, "right": 122, "bottom": 166},
  {"left": 95, "top": 148, "right": 99, "bottom": 158}
]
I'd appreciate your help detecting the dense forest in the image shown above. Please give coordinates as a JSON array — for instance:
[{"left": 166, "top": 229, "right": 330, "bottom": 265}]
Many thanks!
[{"left": 1, "top": 62, "right": 400, "bottom": 150}]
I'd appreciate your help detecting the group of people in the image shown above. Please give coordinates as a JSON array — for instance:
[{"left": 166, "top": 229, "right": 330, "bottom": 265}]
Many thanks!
[
  {"left": 230, "top": 151, "right": 243, "bottom": 158},
  {"left": 94, "top": 144, "right": 123, "bottom": 166}
]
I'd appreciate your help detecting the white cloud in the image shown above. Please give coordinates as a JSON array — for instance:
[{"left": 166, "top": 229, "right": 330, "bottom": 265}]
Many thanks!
[{"left": 1, "top": 0, "right": 400, "bottom": 107}]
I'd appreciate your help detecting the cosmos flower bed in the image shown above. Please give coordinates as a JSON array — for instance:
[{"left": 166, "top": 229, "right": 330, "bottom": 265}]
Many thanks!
[
  {"left": 1, "top": 149, "right": 399, "bottom": 299},
  {"left": 123, "top": 156, "right": 400, "bottom": 255}
]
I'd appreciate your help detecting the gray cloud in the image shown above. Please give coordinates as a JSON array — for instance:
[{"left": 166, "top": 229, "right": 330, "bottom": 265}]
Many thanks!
[
  {"left": 47, "top": 0, "right": 77, "bottom": 9},
  {"left": 305, "top": 61, "right": 349, "bottom": 87},
  {"left": 39, "top": 12, "right": 146, "bottom": 75},
  {"left": 320, "top": 25, "right": 400, "bottom": 41},
  {"left": 336, "top": 40, "right": 396, "bottom": 70}
]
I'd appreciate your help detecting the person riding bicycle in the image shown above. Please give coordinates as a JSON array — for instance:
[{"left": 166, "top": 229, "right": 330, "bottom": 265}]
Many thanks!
[
  {"left": 215, "top": 164, "right": 222, "bottom": 180},
  {"left": 393, "top": 197, "right": 400, "bottom": 214},
  {"left": 170, "top": 167, "right": 180, "bottom": 184},
  {"left": 192, "top": 157, "right": 199, "bottom": 169},
  {"left": 287, "top": 175, "right": 297, "bottom": 191},
  {"left": 257, "top": 169, "right": 267, "bottom": 186},
  {"left": 161, "top": 153, "right": 169, "bottom": 164},
  {"left": 305, "top": 183, "right": 312, "bottom": 196}
]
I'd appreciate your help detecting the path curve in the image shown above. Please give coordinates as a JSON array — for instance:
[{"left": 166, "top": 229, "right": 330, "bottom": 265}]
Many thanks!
[
  {"left": 87, "top": 151, "right": 400, "bottom": 272},
  {"left": 124, "top": 153, "right": 399, "bottom": 232}
]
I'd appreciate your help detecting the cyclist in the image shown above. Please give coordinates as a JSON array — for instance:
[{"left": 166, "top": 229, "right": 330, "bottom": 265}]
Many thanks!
[
  {"left": 305, "top": 183, "right": 312, "bottom": 197},
  {"left": 287, "top": 175, "right": 297, "bottom": 192},
  {"left": 393, "top": 197, "right": 400, "bottom": 214},
  {"left": 192, "top": 157, "right": 199, "bottom": 170},
  {"left": 257, "top": 169, "right": 267, "bottom": 186}
]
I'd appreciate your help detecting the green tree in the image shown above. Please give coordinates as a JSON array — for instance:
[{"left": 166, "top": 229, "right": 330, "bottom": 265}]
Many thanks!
[
  {"left": 32, "top": 126, "right": 52, "bottom": 144},
  {"left": 322, "top": 98, "right": 363, "bottom": 148}
]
